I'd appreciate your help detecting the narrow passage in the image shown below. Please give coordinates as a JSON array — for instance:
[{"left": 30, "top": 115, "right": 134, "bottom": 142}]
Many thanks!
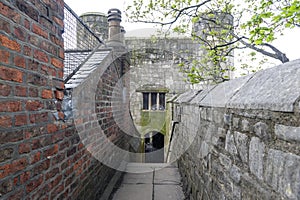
[{"left": 111, "top": 163, "right": 186, "bottom": 200}]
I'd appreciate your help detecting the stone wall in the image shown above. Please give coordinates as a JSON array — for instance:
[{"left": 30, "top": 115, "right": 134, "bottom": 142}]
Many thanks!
[
  {"left": 0, "top": 1, "right": 131, "bottom": 199},
  {"left": 169, "top": 60, "right": 300, "bottom": 200},
  {"left": 126, "top": 37, "right": 199, "bottom": 135}
]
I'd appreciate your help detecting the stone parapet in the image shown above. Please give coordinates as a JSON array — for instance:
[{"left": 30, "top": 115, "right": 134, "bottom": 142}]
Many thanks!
[{"left": 169, "top": 59, "right": 300, "bottom": 199}]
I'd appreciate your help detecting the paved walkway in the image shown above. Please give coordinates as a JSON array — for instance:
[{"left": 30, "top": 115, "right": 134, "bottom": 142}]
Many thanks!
[{"left": 111, "top": 163, "right": 186, "bottom": 200}]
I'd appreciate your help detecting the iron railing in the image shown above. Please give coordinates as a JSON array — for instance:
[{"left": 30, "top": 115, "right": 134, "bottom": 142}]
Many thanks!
[{"left": 63, "top": 3, "right": 105, "bottom": 82}]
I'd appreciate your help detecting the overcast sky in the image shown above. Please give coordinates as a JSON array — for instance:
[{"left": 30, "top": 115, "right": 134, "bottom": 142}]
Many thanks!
[
  {"left": 64, "top": 0, "right": 300, "bottom": 62},
  {"left": 64, "top": 0, "right": 153, "bottom": 31}
]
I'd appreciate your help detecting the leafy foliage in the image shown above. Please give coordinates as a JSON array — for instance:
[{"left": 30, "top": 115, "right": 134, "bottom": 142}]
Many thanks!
[{"left": 126, "top": 0, "right": 298, "bottom": 84}]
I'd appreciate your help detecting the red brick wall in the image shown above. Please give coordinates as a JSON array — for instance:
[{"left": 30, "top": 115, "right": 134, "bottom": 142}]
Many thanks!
[{"left": 0, "top": 1, "right": 131, "bottom": 199}]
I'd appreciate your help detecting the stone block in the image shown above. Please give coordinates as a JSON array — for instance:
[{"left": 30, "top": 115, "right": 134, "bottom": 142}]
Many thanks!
[
  {"left": 254, "top": 122, "right": 269, "bottom": 140},
  {"left": 249, "top": 137, "right": 265, "bottom": 180},
  {"left": 264, "top": 149, "right": 285, "bottom": 191},
  {"left": 233, "top": 117, "right": 239, "bottom": 129},
  {"left": 275, "top": 124, "right": 300, "bottom": 142},
  {"left": 223, "top": 114, "right": 232, "bottom": 125},
  {"left": 234, "top": 131, "right": 249, "bottom": 163},
  {"left": 219, "top": 153, "right": 232, "bottom": 170},
  {"left": 230, "top": 165, "right": 241, "bottom": 184},
  {"left": 278, "top": 153, "right": 300, "bottom": 199},
  {"left": 225, "top": 131, "right": 237, "bottom": 156},
  {"left": 241, "top": 119, "right": 249, "bottom": 132}
]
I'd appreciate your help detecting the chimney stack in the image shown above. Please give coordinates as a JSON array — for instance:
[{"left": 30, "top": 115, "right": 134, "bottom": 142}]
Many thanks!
[{"left": 107, "top": 8, "right": 124, "bottom": 47}]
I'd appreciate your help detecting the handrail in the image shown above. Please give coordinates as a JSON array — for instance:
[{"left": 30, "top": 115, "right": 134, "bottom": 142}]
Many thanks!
[
  {"left": 63, "top": 3, "right": 104, "bottom": 46},
  {"left": 63, "top": 2, "right": 107, "bottom": 82}
]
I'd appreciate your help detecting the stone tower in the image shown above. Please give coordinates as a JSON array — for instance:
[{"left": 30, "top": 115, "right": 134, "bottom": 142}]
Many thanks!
[{"left": 80, "top": 12, "right": 109, "bottom": 41}]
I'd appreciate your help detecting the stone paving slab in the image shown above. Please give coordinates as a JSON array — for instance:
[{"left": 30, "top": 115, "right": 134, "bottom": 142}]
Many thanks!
[
  {"left": 112, "top": 184, "right": 153, "bottom": 200},
  {"left": 154, "top": 167, "right": 182, "bottom": 185},
  {"left": 122, "top": 172, "right": 153, "bottom": 184},
  {"left": 154, "top": 185, "right": 185, "bottom": 200},
  {"left": 111, "top": 163, "right": 185, "bottom": 200}
]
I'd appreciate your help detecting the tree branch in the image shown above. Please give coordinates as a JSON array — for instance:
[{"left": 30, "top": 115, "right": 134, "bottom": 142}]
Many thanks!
[
  {"left": 233, "top": 34, "right": 290, "bottom": 63},
  {"left": 133, "top": 0, "right": 212, "bottom": 25}
]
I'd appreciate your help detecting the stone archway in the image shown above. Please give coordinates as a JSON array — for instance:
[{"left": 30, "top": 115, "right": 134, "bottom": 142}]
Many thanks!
[{"left": 144, "top": 131, "right": 164, "bottom": 163}]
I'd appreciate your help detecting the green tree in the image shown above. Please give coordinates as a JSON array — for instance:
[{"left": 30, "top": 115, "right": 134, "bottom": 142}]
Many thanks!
[{"left": 126, "top": 0, "right": 299, "bottom": 83}]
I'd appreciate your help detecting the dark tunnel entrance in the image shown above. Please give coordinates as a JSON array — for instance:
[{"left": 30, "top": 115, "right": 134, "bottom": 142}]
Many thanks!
[{"left": 144, "top": 131, "right": 164, "bottom": 163}]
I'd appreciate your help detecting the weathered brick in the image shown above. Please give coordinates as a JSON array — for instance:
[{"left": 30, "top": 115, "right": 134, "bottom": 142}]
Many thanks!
[
  {"left": 0, "top": 147, "right": 13, "bottom": 162},
  {"left": 0, "top": 2, "right": 21, "bottom": 23},
  {"left": 51, "top": 152, "right": 65, "bottom": 165},
  {"left": 0, "top": 35, "right": 21, "bottom": 52},
  {"left": 53, "top": 79, "right": 64, "bottom": 90},
  {"left": 47, "top": 123, "right": 58, "bottom": 133},
  {"left": 0, "top": 83, "right": 11, "bottom": 96},
  {"left": 46, "top": 167, "right": 59, "bottom": 180},
  {"left": 0, "top": 66, "right": 23, "bottom": 82},
  {"left": 48, "top": 174, "right": 62, "bottom": 190},
  {"left": 33, "top": 159, "right": 50, "bottom": 176},
  {"left": 42, "top": 89, "right": 53, "bottom": 99},
  {"left": 7, "top": 188, "right": 24, "bottom": 200},
  {"left": 14, "top": 56, "right": 26, "bottom": 68},
  {"left": 14, "top": 26, "right": 27, "bottom": 41},
  {"left": 20, "top": 171, "right": 31, "bottom": 184},
  {"left": 24, "top": 18, "right": 30, "bottom": 30},
  {"left": 24, "top": 45, "right": 32, "bottom": 56},
  {"left": 11, "top": 157, "right": 28, "bottom": 173},
  {"left": 0, "top": 50, "right": 10, "bottom": 64},
  {"left": 24, "top": 126, "right": 46, "bottom": 139},
  {"left": 50, "top": 184, "right": 64, "bottom": 199},
  {"left": 29, "top": 112, "right": 49, "bottom": 124},
  {"left": 15, "top": 0, "right": 39, "bottom": 22},
  {"left": 32, "top": 136, "right": 52, "bottom": 150},
  {"left": 0, "top": 115, "right": 12, "bottom": 128},
  {"left": 33, "top": 24, "right": 48, "bottom": 39},
  {"left": 27, "top": 74, "right": 47, "bottom": 86},
  {"left": 26, "top": 174, "right": 43, "bottom": 192},
  {"left": 58, "top": 48, "right": 64, "bottom": 59},
  {"left": 34, "top": 49, "right": 49, "bottom": 63},
  {"left": 0, "top": 163, "right": 11, "bottom": 179},
  {"left": 59, "top": 141, "right": 70, "bottom": 151},
  {"left": 29, "top": 87, "right": 38, "bottom": 97},
  {"left": 0, "top": 18, "right": 10, "bottom": 34},
  {"left": 55, "top": 90, "right": 64, "bottom": 100},
  {"left": 44, "top": 144, "right": 59, "bottom": 157},
  {"left": 30, "top": 152, "right": 41, "bottom": 164},
  {"left": 26, "top": 100, "right": 43, "bottom": 111},
  {"left": 40, "top": 41, "right": 56, "bottom": 55},
  {"left": 51, "top": 57, "right": 63, "bottom": 69},
  {"left": 53, "top": 16, "right": 64, "bottom": 29},
  {"left": 19, "top": 143, "right": 31, "bottom": 154},
  {"left": 0, "top": 101, "right": 22, "bottom": 112},
  {"left": 15, "top": 85, "right": 27, "bottom": 97},
  {"left": 28, "top": 35, "right": 40, "bottom": 47},
  {"left": 15, "top": 114, "right": 27, "bottom": 126},
  {"left": 50, "top": 34, "right": 63, "bottom": 47},
  {"left": 0, "top": 178, "right": 13, "bottom": 194},
  {"left": 0, "top": 130, "right": 23, "bottom": 144},
  {"left": 67, "top": 147, "right": 77, "bottom": 157},
  {"left": 41, "top": 65, "right": 56, "bottom": 76},
  {"left": 57, "top": 69, "right": 63, "bottom": 79}
]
